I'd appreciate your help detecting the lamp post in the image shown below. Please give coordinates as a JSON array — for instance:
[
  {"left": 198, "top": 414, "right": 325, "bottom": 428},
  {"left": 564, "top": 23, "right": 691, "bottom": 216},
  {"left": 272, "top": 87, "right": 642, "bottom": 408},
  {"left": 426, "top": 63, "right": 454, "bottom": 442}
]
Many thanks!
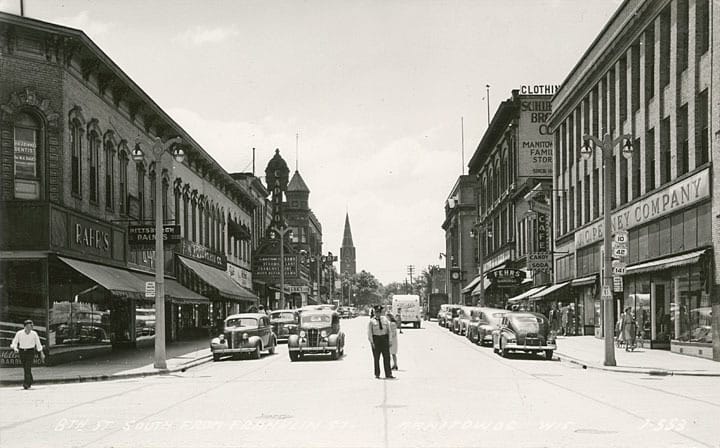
[
  {"left": 581, "top": 132, "right": 633, "bottom": 367},
  {"left": 470, "top": 224, "right": 493, "bottom": 307},
  {"left": 270, "top": 226, "right": 293, "bottom": 309},
  {"left": 131, "top": 136, "right": 183, "bottom": 370}
]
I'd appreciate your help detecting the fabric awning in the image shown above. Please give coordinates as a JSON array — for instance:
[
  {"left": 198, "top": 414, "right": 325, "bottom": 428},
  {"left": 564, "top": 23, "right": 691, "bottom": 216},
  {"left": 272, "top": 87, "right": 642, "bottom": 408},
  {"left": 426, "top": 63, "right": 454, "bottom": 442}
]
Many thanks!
[
  {"left": 571, "top": 275, "right": 597, "bottom": 287},
  {"left": 178, "top": 256, "right": 258, "bottom": 303},
  {"left": 59, "top": 257, "right": 143, "bottom": 299},
  {"left": 462, "top": 275, "right": 484, "bottom": 293},
  {"left": 132, "top": 272, "right": 209, "bottom": 305},
  {"left": 529, "top": 282, "right": 569, "bottom": 300},
  {"left": 507, "top": 285, "right": 548, "bottom": 303},
  {"left": 626, "top": 249, "right": 707, "bottom": 275},
  {"left": 471, "top": 278, "right": 492, "bottom": 296}
]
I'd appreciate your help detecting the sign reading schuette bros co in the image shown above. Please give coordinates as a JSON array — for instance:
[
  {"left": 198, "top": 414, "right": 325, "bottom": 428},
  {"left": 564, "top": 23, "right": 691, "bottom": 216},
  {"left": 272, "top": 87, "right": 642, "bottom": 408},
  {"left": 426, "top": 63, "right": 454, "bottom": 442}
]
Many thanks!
[
  {"left": 516, "top": 85, "right": 558, "bottom": 178},
  {"left": 575, "top": 168, "right": 710, "bottom": 249}
]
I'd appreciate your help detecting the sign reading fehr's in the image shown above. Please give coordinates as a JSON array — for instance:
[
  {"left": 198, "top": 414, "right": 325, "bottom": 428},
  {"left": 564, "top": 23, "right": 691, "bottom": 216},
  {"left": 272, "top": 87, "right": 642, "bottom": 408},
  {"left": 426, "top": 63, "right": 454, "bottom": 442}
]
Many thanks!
[{"left": 575, "top": 168, "right": 710, "bottom": 249}]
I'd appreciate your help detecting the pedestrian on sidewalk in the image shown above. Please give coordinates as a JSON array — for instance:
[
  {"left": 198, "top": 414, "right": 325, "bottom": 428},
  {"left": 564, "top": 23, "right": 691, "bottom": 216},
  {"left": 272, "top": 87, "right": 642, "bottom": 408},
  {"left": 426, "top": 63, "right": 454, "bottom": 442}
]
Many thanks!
[
  {"left": 621, "top": 307, "right": 637, "bottom": 351},
  {"left": 11, "top": 320, "right": 45, "bottom": 389},
  {"left": 367, "top": 305, "right": 394, "bottom": 379},
  {"left": 549, "top": 303, "right": 561, "bottom": 336},
  {"left": 387, "top": 312, "right": 401, "bottom": 370},
  {"left": 615, "top": 310, "right": 625, "bottom": 347}
]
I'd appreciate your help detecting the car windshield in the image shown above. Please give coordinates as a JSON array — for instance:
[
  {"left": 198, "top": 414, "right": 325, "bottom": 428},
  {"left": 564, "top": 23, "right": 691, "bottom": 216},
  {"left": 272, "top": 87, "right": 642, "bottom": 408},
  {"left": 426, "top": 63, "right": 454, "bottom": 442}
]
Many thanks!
[
  {"left": 271, "top": 312, "right": 296, "bottom": 321},
  {"left": 301, "top": 314, "right": 331, "bottom": 324},
  {"left": 225, "top": 317, "right": 258, "bottom": 328},
  {"left": 511, "top": 316, "right": 544, "bottom": 332},
  {"left": 487, "top": 312, "right": 507, "bottom": 324}
]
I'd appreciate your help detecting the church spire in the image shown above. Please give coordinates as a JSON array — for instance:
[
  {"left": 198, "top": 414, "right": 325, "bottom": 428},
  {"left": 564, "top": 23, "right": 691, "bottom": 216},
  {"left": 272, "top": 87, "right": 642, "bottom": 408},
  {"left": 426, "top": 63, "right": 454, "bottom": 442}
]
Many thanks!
[
  {"left": 340, "top": 212, "right": 356, "bottom": 275},
  {"left": 342, "top": 213, "right": 354, "bottom": 247}
]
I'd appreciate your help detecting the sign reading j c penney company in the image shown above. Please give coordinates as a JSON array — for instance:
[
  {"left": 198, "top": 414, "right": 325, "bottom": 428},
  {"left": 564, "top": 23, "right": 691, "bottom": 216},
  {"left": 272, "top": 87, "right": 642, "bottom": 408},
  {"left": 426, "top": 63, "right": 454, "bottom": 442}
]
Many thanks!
[{"left": 575, "top": 168, "right": 710, "bottom": 249}]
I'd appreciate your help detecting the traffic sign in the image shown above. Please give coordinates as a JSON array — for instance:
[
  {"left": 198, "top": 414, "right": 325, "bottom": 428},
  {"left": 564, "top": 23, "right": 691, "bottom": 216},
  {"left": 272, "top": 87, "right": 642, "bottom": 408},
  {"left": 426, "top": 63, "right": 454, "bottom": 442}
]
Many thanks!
[
  {"left": 612, "top": 260, "right": 627, "bottom": 275},
  {"left": 613, "top": 276, "right": 623, "bottom": 292},
  {"left": 601, "top": 285, "right": 612, "bottom": 300},
  {"left": 612, "top": 245, "right": 628, "bottom": 257},
  {"left": 145, "top": 281, "right": 156, "bottom": 298},
  {"left": 613, "top": 230, "right": 629, "bottom": 244}
]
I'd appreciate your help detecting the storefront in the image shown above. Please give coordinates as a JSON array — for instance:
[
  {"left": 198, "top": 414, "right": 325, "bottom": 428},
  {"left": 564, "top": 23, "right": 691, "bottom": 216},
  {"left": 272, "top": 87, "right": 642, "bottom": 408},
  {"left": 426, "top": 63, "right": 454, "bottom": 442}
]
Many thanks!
[{"left": 569, "top": 275, "right": 598, "bottom": 336}]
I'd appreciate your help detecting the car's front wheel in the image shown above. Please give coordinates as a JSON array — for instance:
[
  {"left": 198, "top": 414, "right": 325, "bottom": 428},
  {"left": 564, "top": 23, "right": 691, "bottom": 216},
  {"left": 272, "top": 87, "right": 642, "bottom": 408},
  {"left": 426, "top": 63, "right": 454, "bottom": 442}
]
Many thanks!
[
  {"left": 545, "top": 350, "right": 554, "bottom": 360},
  {"left": 500, "top": 341, "right": 509, "bottom": 358},
  {"left": 252, "top": 344, "right": 261, "bottom": 360}
]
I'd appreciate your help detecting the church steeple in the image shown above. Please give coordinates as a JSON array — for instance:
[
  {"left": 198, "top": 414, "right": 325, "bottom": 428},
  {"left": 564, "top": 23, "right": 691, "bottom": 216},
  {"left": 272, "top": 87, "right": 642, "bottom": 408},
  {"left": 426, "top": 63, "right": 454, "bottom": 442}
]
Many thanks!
[{"left": 340, "top": 213, "right": 356, "bottom": 275}]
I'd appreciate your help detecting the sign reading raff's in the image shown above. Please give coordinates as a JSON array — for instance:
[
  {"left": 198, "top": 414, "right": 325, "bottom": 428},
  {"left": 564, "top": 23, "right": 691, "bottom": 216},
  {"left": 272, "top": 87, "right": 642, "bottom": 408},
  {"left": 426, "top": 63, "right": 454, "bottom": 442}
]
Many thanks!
[{"left": 516, "top": 86, "right": 557, "bottom": 178}]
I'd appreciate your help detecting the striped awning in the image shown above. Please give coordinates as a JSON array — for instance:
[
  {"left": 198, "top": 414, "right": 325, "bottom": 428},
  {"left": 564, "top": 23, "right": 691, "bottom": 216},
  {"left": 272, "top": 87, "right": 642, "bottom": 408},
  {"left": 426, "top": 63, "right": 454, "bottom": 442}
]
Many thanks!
[
  {"left": 529, "top": 282, "right": 569, "bottom": 301},
  {"left": 507, "top": 285, "right": 549, "bottom": 303},
  {"left": 626, "top": 250, "right": 707, "bottom": 275}
]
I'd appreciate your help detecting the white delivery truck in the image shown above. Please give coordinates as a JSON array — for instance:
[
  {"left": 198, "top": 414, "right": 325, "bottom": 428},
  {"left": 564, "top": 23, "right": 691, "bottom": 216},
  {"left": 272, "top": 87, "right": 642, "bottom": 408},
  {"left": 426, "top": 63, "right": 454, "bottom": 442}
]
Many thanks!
[{"left": 391, "top": 294, "right": 422, "bottom": 329}]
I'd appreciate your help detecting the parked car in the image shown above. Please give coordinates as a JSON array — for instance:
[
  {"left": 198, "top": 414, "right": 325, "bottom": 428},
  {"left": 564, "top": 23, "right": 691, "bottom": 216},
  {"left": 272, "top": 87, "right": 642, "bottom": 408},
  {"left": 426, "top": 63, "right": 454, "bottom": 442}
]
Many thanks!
[
  {"left": 445, "top": 305, "right": 463, "bottom": 331},
  {"left": 492, "top": 312, "right": 556, "bottom": 359},
  {"left": 288, "top": 309, "right": 345, "bottom": 361},
  {"left": 458, "top": 306, "right": 481, "bottom": 336},
  {"left": 437, "top": 304, "right": 456, "bottom": 327},
  {"left": 210, "top": 313, "right": 277, "bottom": 361},
  {"left": 269, "top": 309, "right": 299, "bottom": 342},
  {"left": 467, "top": 308, "right": 508, "bottom": 345}
]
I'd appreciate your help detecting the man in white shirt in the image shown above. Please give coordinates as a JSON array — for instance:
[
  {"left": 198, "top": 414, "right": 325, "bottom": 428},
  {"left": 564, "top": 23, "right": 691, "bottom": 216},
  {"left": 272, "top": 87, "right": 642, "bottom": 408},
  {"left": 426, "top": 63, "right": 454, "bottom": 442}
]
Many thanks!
[
  {"left": 11, "top": 320, "right": 45, "bottom": 389},
  {"left": 367, "top": 305, "right": 395, "bottom": 379}
]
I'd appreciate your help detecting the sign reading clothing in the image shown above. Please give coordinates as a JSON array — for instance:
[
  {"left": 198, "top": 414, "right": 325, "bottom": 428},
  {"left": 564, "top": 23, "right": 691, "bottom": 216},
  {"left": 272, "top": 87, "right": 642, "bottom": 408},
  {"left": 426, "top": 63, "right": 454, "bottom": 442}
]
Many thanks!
[
  {"left": 575, "top": 168, "right": 710, "bottom": 249},
  {"left": 517, "top": 92, "right": 554, "bottom": 178}
]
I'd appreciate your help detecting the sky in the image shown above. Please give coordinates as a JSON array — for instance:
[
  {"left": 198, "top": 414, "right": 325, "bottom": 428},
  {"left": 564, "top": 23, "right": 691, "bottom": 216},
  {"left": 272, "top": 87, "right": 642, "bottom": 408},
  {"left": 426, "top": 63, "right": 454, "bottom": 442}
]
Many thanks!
[{"left": 0, "top": 0, "right": 622, "bottom": 284}]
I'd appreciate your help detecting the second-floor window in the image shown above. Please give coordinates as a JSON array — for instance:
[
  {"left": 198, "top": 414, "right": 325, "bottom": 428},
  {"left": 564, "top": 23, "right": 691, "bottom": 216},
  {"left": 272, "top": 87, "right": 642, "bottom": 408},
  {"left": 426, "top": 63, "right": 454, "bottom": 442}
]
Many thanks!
[
  {"left": 71, "top": 120, "right": 82, "bottom": 197},
  {"left": 104, "top": 138, "right": 114, "bottom": 211},
  {"left": 119, "top": 151, "right": 128, "bottom": 214},
  {"left": 137, "top": 164, "right": 145, "bottom": 220},
  {"left": 88, "top": 131, "right": 100, "bottom": 203}
]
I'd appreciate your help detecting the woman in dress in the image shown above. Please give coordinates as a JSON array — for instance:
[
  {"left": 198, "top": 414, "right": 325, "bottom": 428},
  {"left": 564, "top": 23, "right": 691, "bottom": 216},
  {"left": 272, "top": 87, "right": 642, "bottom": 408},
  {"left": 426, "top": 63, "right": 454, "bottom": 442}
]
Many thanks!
[
  {"left": 621, "top": 307, "right": 637, "bottom": 350},
  {"left": 387, "top": 312, "right": 401, "bottom": 370}
]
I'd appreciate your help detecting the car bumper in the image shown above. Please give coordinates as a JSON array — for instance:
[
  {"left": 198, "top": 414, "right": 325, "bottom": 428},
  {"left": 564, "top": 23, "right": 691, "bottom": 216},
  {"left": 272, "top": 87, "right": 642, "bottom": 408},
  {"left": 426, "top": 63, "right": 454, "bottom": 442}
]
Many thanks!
[
  {"left": 504, "top": 343, "right": 556, "bottom": 351},
  {"left": 481, "top": 335, "right": 493, "bottom": 342},
  {"left": 289, "top": 346, "right": 338, "bottom": 353},
  {"left": 211, "top": 346, "right": 257, "bottom": 354}
]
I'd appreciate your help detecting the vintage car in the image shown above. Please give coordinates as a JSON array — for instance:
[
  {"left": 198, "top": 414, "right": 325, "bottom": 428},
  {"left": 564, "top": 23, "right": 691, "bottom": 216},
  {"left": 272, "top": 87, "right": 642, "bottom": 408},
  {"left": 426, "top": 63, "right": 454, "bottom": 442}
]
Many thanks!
[
  {"left": 467, "top": 308, "right": 508, "bottom": 345},
  {"left": 457, "top": 306, "right": 481, "bottom": 336},
  {"left": 492, "top": 312, "right": 556, "bottom": 359},
  {"left": 269, "top": 309, "right": 299, "bottom": 342},
  {"left": 210, "top": 313, "right": 277, "bottom": 361},
  {"left": 437, "top": 304, "right": 454, "bottom": 327},
  {"left": 443, "top": 305, "right": 463, "bottom": 330},
  {"left": 287, "top": 309, "right": 345, "bottom": 361}
]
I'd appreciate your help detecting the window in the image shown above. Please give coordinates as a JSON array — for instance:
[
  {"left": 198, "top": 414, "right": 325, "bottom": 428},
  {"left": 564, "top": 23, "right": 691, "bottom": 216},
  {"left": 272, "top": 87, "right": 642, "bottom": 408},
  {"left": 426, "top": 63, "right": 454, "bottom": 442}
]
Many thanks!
[
  {"left": 619, "top": 154, "right": 628, "bottom": 205},
  {"left": 660, "top": 117, "right": 671, "bottom": 185},
  {"left": 619, "top": 55, "right": 627, "bottom": 123},
  {"left": 696, "top": 0, "right": 709, "bottom": 56},
  {"left": 608, "top": 69, "right": 616, "bottom": 133},
  {"left": 583, "top": 175, "right": 590, "bottom": 224},
  {"left": 88, "top": 131, "right": 100, "bottom": 204},
  {"left": 677, "top": 0, "right": 689, "bottom": 72},
  {"left": 631, "top": 42, "right": 641, "bottom": 112},
  {"left": 568, "top": 185, "right": 575, "bottom": 231},
  {"left": 150, "top": 175, "right": 156, "bottom": 220},
  {"left": 137, "top": 164, "right": 145, "bottom": 220},
  {"left": 592, "top": 168, "right": 600, "bottom": 218},
  {"left": 119, "top": 150, "right": 128, "bottom": 214},
  {"left": 12, "top": 112, "right": 41, "bottom": 200},
  {"left": 183, "top": 191, "right": 189, "bottom": 239},
  {"left": 162, "top": 178, "right": 169, "bottom": 222},
  {"left": 104, "top": 138, "right": 114, "bottom": 211},
  {"left": 644, "top": 25, "right": 655, "bottom": 101},
  {"left": 601, "top": 77, "right": 608, "bottom": 134},
  {"left": 632, "top": 138, "right": 641, "bottom": 199},
  {"left": 677, "top": 105, "right": 689, "bottom": 176},
  {"left": 695, "top": 89, "right": 709, "bottom": 167},
  {"left": 645, "top": 128, "right": 655, "bottom": 192},
  {"left": 660, "top": 6, "right": 671, "bottom": 87},
  {"left": 71, "top": 120, "right": 82, "bottom": 197}
]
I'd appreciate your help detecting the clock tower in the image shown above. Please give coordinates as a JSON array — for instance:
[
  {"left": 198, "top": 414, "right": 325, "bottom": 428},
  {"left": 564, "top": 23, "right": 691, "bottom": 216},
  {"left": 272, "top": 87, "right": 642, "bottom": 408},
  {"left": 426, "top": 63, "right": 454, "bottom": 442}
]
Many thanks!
[{"left": 340, "top": 213, "right": 356, "bottom": 275}]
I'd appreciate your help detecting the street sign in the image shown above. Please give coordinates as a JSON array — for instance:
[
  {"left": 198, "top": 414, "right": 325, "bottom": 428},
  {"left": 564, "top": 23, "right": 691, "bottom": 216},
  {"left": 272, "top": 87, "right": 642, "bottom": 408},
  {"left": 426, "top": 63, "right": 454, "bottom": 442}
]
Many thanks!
[
  {"left": 614, "top": 230, "right": 629, "bottom": 244},
  {"left": 145, "top": 281, "right": 156, "bottom": 298},
  {"left": 613, "top": 276, "right": 623, "bottom": 292},
  {"left": 612, "top": 260, "right": 627, "bottom": 275},
  {"left": 601, "top": 285, "right": 612, "bottom": 300}
]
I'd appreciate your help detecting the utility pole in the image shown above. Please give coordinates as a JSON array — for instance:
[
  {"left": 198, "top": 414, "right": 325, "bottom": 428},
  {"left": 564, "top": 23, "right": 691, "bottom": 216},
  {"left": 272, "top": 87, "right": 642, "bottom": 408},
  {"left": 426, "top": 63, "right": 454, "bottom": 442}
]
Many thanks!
[{"left": 407, "top": 265, "right": 415, "bottom": 293}]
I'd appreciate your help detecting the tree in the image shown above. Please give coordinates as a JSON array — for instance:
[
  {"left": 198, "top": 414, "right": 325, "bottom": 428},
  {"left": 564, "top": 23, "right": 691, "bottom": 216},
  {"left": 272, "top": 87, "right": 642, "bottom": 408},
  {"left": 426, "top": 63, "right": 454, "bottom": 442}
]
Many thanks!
[{"left": 342, "top": 270, "right": 383, "bottom": 307}]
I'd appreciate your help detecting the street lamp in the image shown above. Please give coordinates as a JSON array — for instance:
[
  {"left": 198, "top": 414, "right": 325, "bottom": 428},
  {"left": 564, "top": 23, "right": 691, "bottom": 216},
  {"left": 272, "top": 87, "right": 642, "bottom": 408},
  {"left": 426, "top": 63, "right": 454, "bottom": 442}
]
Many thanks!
[
  {"left": 131, "top": 136, "right": 183, "bottom": 370},
  {"left": 580, "top": 132, "right": 633, "bottom": 367},
  {"left": 270, "top": 226, "right": 293, "bottom": 309},
  {"left": 470, "top": 224, "right": 492, "bottom": 307}
]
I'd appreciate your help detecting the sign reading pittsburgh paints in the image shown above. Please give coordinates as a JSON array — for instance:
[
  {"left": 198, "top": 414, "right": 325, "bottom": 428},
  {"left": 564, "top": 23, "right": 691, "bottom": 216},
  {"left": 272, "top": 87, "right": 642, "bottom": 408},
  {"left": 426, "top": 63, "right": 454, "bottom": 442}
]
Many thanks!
[
  {"left": 517, "top": 89, "right": 556, "bottom": 178},
  {"left": 575, "top": 168, "right": 710, "bottom": 249}
]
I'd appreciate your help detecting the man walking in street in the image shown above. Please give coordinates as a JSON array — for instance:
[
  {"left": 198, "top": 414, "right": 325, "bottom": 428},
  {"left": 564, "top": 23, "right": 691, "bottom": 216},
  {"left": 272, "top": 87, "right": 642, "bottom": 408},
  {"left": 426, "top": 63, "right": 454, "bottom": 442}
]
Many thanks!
[
  {"left": 11, "top": 320, "right": 45, "bottom": 389},
  {"left": 367, "top": 305, "right": 395, "bottom": 379}
]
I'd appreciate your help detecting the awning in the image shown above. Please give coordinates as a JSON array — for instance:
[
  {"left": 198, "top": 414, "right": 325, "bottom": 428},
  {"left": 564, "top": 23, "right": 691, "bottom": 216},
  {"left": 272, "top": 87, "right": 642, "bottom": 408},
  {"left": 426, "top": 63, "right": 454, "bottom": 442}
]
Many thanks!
[
  {"left": 59, "top": 257, "right": 143, "bottom": 299},
  {"left": 507, "top": 285, "right": 549, "bottom": 303},
  {"left": 485, "top": 261, "right": 509, "bottom": 274},
  {"left": 471, "top": 278, "right": 492, "bottom": 296},
  {"left": 462, "top": 275, "right": 484, "bottom": 293},
  {"left": 571, "top": 275, "right": 597, "bottom": 287},
  {"left": 132, "top": 272, "right": 209, "bottom": 305},
  {"left": 529, "top": 282, "right": 569, "bottom": 300},
  {"left": 626, "top": 249, "right": 707, "bottom": 275},
  {"left": 178, "top": 256, "right": 258, "bottom": 303}
]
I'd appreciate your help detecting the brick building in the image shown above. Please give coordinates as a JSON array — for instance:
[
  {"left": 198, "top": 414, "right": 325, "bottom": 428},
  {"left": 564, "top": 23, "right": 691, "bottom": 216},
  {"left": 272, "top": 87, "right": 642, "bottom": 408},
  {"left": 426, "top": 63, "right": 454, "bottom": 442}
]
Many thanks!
[
  {"left": 441, "top": 175, "right": 477, "bottom": 304},
  {"left": 0, "top": 13, "right": 260, "bottom": 363}
]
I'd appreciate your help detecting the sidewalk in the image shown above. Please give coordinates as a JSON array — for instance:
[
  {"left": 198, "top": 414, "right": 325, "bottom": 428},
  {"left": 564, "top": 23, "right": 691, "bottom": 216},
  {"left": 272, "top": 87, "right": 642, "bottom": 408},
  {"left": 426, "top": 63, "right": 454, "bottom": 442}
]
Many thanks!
[
  {"left": 0, "top": 338, "right": 212, "bottom": 387},
  {"left": 554, "top": 336, "right": 720, "bottom": 376}
]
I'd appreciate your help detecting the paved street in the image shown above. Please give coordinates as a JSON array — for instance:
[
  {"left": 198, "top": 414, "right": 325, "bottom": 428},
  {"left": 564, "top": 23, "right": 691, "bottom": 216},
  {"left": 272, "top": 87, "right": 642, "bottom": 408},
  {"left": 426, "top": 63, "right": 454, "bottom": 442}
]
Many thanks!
[{"left": 1, "top": 317, "right": 718, "bottom": 448}]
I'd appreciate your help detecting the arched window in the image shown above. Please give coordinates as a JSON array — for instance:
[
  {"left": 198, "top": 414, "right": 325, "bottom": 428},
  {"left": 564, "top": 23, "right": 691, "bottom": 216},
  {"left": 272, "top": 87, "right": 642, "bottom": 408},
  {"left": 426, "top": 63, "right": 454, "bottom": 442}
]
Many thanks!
[
  {"left": 104, "top": 133, "right": 115, "bottom": 211},
  {"left": 136, "top": 163, "right": 146, "bottom": 220},
  {"left": 70, "top": 119, "right": 83, "bottom": 197},
  {"left": 88, "top": 127, "right": 100, "bottom": 204},
  {"left": 162, "top": 177, "right": 169, "bottom": 221},
  {"left": 190, "top": 191, "right": 198, "bottom": 241},
  {"left": 13, "top": 112, "right": 41, "bottom": 200},
  {"left": 118, "top": 147, "right": 129, "bottom": 214},
  {"left": 182, "top": 185, "right": 190, "bottom": 239}
]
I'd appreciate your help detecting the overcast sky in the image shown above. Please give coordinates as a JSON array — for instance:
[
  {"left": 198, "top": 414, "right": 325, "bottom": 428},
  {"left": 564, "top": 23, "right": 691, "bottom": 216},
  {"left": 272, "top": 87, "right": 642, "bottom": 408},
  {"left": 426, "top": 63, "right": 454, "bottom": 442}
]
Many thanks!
[{"left": 1, "top": 0, "right": 621, "bottom": 284}]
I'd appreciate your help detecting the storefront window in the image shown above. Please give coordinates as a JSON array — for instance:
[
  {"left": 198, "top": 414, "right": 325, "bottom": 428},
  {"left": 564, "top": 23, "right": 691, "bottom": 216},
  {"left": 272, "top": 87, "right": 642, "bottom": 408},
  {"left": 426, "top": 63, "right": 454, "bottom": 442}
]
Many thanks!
[
  {"left": 135, "top": 303, "right": 156, "bottom": 342},
  {"left": 49, "top": 301, "right": 111, "bottom": 347},
  {"left": 0, "top": 261, "right": 46, "bottom": 348},
  {"left": 676, "top": 266, "right": 711, "bottom": 343}
]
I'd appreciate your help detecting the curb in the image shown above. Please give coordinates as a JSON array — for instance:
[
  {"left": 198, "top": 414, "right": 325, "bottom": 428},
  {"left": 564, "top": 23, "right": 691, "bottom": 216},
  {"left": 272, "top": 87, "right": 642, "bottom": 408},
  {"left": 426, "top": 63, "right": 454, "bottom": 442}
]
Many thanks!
[
  {"left": 554, "top": 352, "right": 720, "bottom": 377},
  {"left": 0, "top": 354, "right": 213, "bottom": 387}
]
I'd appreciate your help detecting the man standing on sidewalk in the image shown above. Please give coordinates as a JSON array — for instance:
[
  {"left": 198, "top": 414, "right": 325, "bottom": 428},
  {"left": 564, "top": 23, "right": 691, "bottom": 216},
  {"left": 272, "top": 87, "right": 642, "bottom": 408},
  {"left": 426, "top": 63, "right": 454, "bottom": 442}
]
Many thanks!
[
  {"left": 11, "top": 320, "right": 45, "bottom": 389},
  {"left": 367, "top": 305, "right": 395, "bottom": 379}
]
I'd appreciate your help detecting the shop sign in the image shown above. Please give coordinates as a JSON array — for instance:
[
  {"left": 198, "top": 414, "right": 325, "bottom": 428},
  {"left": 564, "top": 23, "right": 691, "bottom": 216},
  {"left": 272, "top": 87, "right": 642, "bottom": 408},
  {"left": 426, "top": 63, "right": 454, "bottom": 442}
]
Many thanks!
[
  {"left": 575, "top": 168, "right": 710, "bottom": 249},
  {"left": 177, "top": 240, "right": 226, "bottom": 270},
  {"left": 519, "top": 85, "right": 560, "bottom": 96},
  {"left": 528, "top": 253, "right": 552, "bottom": 272},
  {"left": 487, "top": 268, "right": 526, "bottom": 287},
  {"left": 227, "top": 263, "right": 253, "bottom": 289},
  {"left": 128, "top": 225, "right": 181, "bottom": 247},
  {"left": 13, "top": 128, "right": 37, "bottom": 178},
  {"left": 69, "top": 216, "right": 112, "bottom": 258},
  {"left": 517, "top": 94, "right": 553, "bottom": 178},
  {"left": 288, "top": 285, "right": 310, "bottom": 294},
  {"left": 254, "top": 255, "right": 299, "bottom": 282}
]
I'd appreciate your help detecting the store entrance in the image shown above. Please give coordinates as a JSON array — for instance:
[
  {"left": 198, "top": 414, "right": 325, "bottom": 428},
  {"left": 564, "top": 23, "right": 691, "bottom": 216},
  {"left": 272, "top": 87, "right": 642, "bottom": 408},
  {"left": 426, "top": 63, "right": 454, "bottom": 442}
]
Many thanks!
[{"left": 651, "top": 281, "right": 672, "bottom": 349}]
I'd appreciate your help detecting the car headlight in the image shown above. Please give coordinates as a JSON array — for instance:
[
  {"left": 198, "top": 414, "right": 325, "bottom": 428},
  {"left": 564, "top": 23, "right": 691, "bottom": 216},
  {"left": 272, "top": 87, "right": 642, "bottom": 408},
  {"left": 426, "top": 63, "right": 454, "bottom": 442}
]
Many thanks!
[
  {"left": 320, "top": 330, "right": 328, "bottom": 338},
  {"left": 299, "top": 330, "right": 306, "bottom": 338},
  {"left": 218, "top": 334, "right": 225, "bottom": 341},
  {"left": 242, "top": 333, "right": 249, "bottom": 340}
]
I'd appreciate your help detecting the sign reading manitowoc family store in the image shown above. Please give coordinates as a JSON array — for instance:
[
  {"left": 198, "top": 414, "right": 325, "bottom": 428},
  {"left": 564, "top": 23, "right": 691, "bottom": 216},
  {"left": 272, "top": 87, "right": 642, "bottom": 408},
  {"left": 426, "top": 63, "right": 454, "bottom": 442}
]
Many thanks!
[
  {"left": 516, "top": 86, "right": 558, "bottom": 178},
  {"left": 575, "top": 168, "right": 710, "bottom": 249}
]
